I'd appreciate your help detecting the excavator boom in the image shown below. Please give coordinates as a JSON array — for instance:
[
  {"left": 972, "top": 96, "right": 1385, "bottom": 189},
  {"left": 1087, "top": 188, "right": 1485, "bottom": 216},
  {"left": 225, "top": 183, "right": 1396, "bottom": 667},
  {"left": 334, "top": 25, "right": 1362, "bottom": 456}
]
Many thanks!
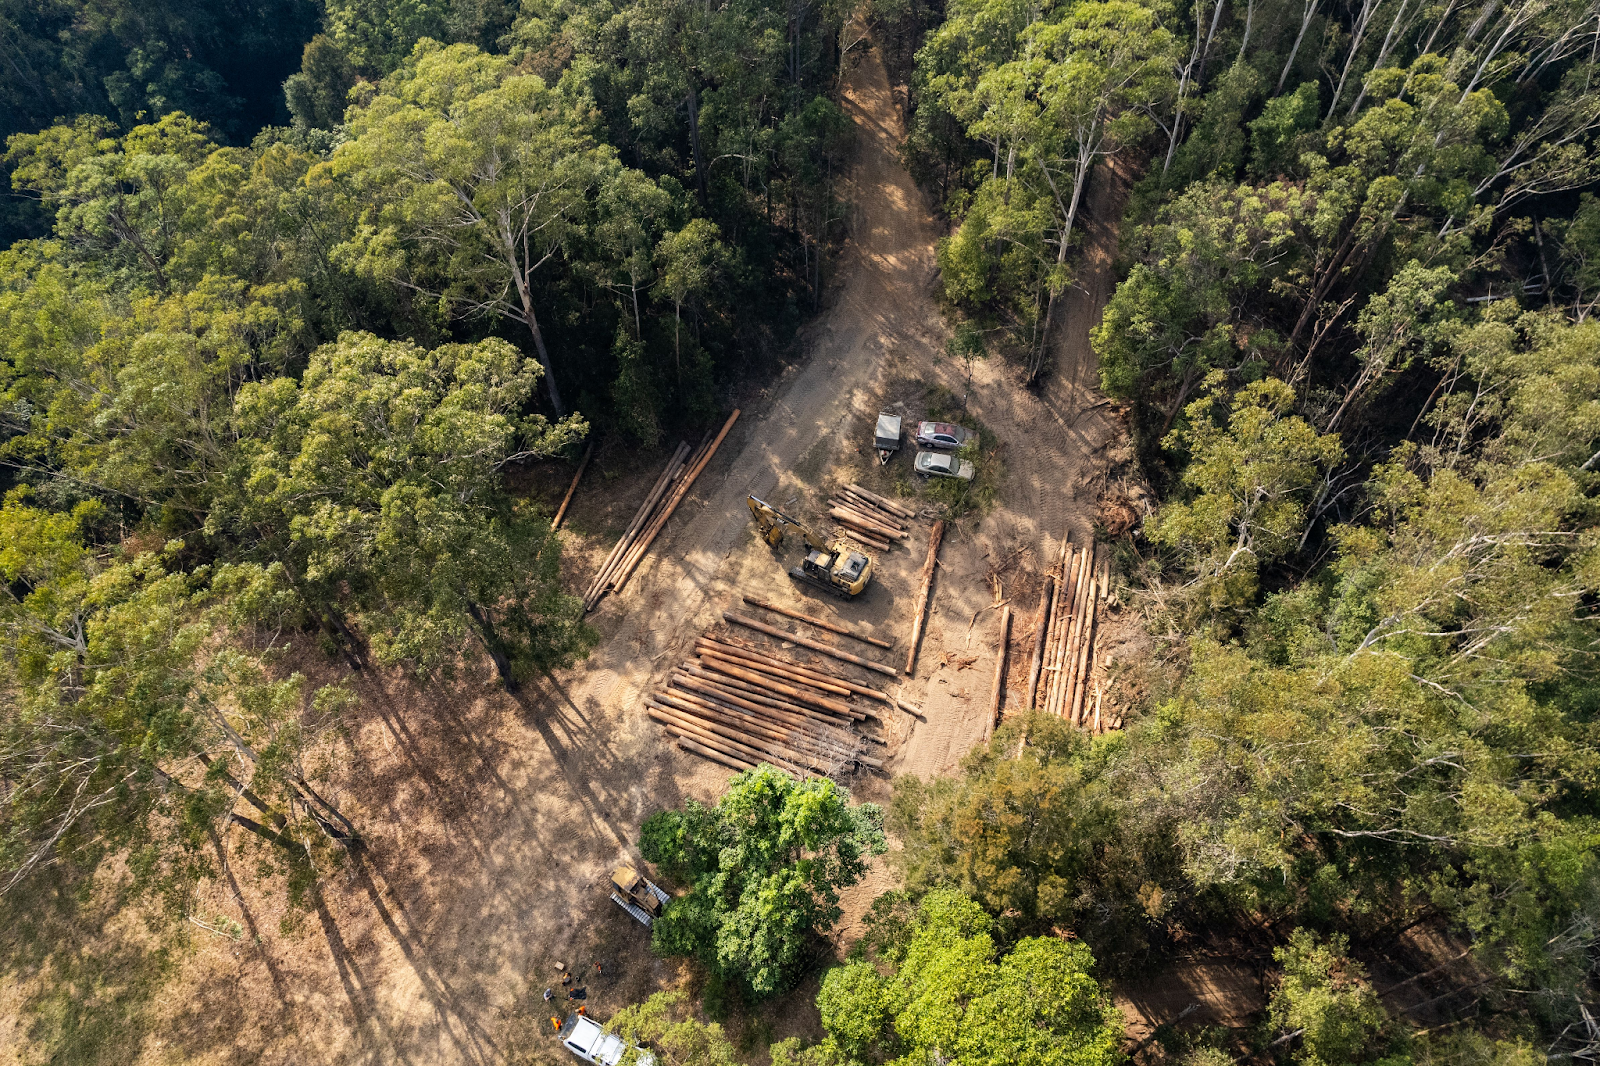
[{"left": 745, "top": 495, "right": 873, "bottom": 598}]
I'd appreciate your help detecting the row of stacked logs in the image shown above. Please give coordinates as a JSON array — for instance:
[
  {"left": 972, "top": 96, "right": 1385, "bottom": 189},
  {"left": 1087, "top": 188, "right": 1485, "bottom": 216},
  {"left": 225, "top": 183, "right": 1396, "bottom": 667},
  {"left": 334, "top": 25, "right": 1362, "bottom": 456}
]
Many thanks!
[
  {"left": 646, "top": 629, "right": 892, "bottom": 777},
  {"left": 1026, "top": 533, "right": 1119, "bottom": 732},
  {"left": 583, "top": 410, "right": 741, "bottom": 612},
  {"left": 826, "top": 483, "right": 916, "bottom": 552}
]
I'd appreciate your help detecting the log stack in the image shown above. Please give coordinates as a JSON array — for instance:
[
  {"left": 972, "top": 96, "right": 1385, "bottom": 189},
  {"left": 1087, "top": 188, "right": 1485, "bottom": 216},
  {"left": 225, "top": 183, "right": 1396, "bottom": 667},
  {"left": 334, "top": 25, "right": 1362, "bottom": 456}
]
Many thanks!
[
  {"left": 825, "top": 484, "right": 915, "bottom": 551},
  {"left": 1031, "top": 533, "right": 1117, "bottom": 732},
  {"left": 646, "top": 623, "right": 896, "bottom": 778},
  {"left": 583, "top": 410, "right": 740, "bottom": 612}
]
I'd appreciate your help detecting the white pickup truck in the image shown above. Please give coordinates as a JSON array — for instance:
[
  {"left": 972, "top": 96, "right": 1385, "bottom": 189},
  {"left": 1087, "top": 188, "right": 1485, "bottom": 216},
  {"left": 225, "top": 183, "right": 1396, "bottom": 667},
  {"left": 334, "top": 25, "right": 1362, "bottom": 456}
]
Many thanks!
[{"left": 559, "top": 1013, "right": 655, "bottom": 1066}]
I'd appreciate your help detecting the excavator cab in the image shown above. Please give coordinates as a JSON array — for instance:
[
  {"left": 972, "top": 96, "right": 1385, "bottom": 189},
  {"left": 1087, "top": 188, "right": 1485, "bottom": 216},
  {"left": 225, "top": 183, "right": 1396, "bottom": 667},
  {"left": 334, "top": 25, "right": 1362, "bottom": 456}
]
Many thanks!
[{"left": 747, "top": 495, "right": 874, "bottom": 599}]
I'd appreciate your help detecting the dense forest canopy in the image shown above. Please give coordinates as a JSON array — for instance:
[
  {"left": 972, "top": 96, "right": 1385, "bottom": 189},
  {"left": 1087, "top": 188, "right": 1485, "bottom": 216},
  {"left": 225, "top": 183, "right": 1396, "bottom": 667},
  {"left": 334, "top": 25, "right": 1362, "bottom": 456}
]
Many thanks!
[
  {"left": 2, "top": 0, "right": 1600, "bottom": 1060},
  {"left": 880, "top": 0, "right": 1600, "bottom": 1055},
  {"left": 0, "top": 0, "right": 852, "bottom": 934}
]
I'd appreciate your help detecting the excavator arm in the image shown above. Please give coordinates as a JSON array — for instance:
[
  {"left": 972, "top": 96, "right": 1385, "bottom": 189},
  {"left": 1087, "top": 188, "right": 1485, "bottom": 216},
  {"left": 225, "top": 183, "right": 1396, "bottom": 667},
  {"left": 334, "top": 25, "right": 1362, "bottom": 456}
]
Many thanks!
[{"left": 746, "top": 495, "right": 827, "bottom": 550}]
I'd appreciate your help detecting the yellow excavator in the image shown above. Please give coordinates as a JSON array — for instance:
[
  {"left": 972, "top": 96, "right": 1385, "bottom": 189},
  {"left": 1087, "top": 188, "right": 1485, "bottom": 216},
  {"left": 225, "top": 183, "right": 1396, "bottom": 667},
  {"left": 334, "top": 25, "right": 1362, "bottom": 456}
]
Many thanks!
[{"left": 746, "top": 495, "right": 874, "bottom": 599}]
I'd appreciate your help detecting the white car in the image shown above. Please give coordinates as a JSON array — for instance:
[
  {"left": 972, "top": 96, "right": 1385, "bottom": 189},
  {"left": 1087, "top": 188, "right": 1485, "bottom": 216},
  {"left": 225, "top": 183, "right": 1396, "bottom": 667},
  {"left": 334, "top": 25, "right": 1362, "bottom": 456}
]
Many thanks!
[
  {"left": 561, "top": 1013, "right": 655, "bottom": 1066},
  {"left": 915, "top": 450, "right": 975, "bottom": 481}
]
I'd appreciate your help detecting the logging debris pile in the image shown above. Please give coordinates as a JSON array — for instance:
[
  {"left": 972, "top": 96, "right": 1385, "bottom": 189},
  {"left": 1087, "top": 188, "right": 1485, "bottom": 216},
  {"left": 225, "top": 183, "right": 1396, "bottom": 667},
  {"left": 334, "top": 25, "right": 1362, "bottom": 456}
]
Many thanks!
[
  {"left": 827, "top": 483, "right": 917, "bottom": 552},
  {"left": 1024, "top": 534, "right": 1118, "bottom": 731},
  {"left": 644, "top": 620, "right": 901, "bottom": 779},
  {"left": 583, "top": 410, "right": 740, "bottom": 612}
]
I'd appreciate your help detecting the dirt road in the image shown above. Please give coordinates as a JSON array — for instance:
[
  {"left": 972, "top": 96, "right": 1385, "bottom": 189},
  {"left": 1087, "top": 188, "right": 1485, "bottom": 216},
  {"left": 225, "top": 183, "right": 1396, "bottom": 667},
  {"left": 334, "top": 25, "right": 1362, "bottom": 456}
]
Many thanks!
[{"left": 1, "top": 26, "right": 1134, "bottom": 1066}]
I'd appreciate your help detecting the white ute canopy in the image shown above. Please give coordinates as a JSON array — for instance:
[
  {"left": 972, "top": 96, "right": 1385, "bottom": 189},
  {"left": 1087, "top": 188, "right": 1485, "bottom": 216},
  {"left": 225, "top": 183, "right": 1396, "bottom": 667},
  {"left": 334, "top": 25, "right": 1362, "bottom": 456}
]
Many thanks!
[{"left": 562, "top": 1014, "right": 655, "bottom": 1066}]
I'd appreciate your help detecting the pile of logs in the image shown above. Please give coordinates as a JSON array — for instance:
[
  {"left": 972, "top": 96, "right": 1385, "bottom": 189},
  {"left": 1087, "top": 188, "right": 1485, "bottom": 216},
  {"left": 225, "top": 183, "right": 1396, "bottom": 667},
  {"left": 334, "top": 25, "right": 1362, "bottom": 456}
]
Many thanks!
[
  {"left": 1026, "top": 534, "right": 1118, "bottom": 731},
  {"left": 826, "top": 484, "right": 915, "bottom": 552},
  {"left": 646, "top": 629, "right": 892, "bottom": 777},
  {"left": 583, "top": 411, "right": 739, "bottom": 612}
]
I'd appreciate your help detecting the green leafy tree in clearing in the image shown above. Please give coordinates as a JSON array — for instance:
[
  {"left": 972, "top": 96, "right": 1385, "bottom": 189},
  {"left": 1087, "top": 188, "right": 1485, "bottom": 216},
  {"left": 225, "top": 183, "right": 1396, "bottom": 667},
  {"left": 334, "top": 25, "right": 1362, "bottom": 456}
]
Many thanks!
[
  {"left": 639, "top": 764, "right": 886, "bottom": 1000},
  {"left": 1149, "top": 377, "right": 1343, "bottom": 630},
  {"left": 887, "top": 712, "right": 1171, "bottom": 960},
  {"left": 787, "top": 889, "right": 1122, "bottom": 1066},
  {"left": 220, "top": 331, "right": 592, "bottom": 688}
]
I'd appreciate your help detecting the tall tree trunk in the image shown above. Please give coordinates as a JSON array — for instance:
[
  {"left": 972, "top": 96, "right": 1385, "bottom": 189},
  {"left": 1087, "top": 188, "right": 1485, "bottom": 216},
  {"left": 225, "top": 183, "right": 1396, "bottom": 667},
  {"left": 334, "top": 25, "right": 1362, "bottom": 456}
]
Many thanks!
[
  {"left": 1326, "top": 0, "right": 1384, "bottom": 120},
  {"left": 1278, "top": 0, "right": 1320, "bottom": 91},
  {"left": 1194, "top": 0, "right": 1228, "bottom": 87},
  {"left": 687, "top": 82, "right": 709, "bottom": 208},
  {"left": 1030, "top": 155, "right": 1092, "bottom": 382},
  {"left": 1348, "top": 0, "right": 1413, "bottom": 116}
]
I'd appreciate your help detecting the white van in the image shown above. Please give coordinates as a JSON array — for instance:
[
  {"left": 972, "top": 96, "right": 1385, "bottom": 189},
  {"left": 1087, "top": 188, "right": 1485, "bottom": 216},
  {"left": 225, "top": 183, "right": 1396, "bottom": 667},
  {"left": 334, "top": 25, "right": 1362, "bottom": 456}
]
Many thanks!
[{"left": 560, "top": 1013, "right": 655, "bottom": 1066}]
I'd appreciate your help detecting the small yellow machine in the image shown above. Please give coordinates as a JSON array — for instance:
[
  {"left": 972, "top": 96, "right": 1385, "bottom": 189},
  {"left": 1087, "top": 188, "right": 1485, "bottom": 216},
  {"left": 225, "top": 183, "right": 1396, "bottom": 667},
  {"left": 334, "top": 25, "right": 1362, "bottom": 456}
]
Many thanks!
[
  {"left": 610, "top": 865, "right": 669, "bottom": 926},
  {"left": 745, "top": 495, "right": 874, "bottom": 599}
]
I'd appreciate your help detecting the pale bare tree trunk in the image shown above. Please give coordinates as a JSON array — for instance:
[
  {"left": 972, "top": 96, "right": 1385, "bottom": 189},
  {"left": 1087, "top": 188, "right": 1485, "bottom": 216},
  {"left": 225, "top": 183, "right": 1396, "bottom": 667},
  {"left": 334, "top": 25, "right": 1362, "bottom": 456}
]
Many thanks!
[{"left": 1278, "top": 0, "right": 1320, "bottom": 91}]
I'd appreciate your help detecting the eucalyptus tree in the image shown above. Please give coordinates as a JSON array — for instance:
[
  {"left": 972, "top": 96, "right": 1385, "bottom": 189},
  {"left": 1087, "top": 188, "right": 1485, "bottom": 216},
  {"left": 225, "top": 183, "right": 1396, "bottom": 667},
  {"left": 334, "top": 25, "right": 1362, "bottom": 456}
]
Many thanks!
[
  {"left": 334, "top": 41, "right": 620, "bottom": 415},
  {"left": 0, "top": 498, "right": 356, "bottom": 903},
  {"left": 220, "top": 331, "right": 593, "bottom": 688}
]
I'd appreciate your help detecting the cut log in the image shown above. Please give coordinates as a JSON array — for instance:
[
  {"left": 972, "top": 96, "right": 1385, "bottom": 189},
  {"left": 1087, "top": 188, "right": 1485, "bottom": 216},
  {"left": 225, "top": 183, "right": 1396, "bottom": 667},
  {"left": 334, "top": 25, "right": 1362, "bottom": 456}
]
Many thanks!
[
  {"left": 1044, "top": 545, "right": 1074, "bottom": 717},
  {"left": 606, "top": 409, "right": 741, "bottom": 600},
  {"left": 1024, "top": 576, "right": 1054, "bottom": 710},
  {"left": 832, "top": 492, "right": 908, "bottom": 532},
  {"left": 846, "top": 483, "right": 916, "bottom": 519},
  {"left": 1053, "top": 544, "right": 1092, "bottom": 718},
  {"left": 831, "top": 513, "right": 902, "bottom": 544},
  {"left": 1069, "top": 576, "right": 1099, "bottom": 726},
  {"left": 697, "top": 640, "right": 855, "bottom": 691},
  {"left": 1040, "top": 539, "right": 1073, "bottom": 711},
  {"left": 654, "top": 694, "right": 834, "bottom": 771},
  {"left": 699, "top": 637, "right": 895, "bottom": 707},
  {"left": 828, "top": 504, "right": 907, "bottom": 539},
  {"left": 668, "top": 665, "right": 857, "bottom": 723},
  {"left": 678, "top": 664, "right": 845, "bottom": 724},
  {"left": 647, "top": 700, "right": 807, "bottom": 775},
  {"left": 741, "top": 596, "right": 894, "bottom": 649},
  {"left": 694, "top": 654, "right": 859, "bottom": 716},
  {"left": 904, "top": 520, "right": 946, "bottom": 676},
  {"left": 833, "top": 527, "right": 892, "bottom": 553},
  {"left": 551, "top": 441, "right": 593, "bottom": 531},
  {"left": 669, "top": 684, "right": 876, "bottom": 767},
  {"left": 724, "top": 611, "right": 899, "bottom": 678},
  {"left": 665, "top": 686, "right": 814, "bottom": 750},
  {"left": 676, "top": 736, "right": 754, "bottom": 771},
  {"left": 838, "top": 487, "right": 911, "bottom": 527},
  {"left": 673, "top": 681, "right": 871, "bottom": 764},
  {"left": 663, "top": 723, "right": 794, "bottom": 776},
  {"left": 694, "top": 663, "right": 860, "bottom": 721},
  {"left": 985, "top": 605, "right": 1011, "bottom": 741},
  {"left": 584, "top": 442, "right": 689, "bottom": 608},
  {"left": 696, "top": 645, "right": 854, "bottom": 697},
  {"left": 1057, "top": 547, "right": 1094, "bottom": 720}
]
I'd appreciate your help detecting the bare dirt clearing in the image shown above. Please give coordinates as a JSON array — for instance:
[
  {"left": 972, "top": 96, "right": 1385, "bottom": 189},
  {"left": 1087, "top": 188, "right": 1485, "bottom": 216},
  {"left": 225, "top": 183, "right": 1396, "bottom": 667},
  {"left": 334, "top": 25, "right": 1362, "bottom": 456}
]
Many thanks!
[{"left": 0, "top": 24, "right": 1151, "bottom": 1066}]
